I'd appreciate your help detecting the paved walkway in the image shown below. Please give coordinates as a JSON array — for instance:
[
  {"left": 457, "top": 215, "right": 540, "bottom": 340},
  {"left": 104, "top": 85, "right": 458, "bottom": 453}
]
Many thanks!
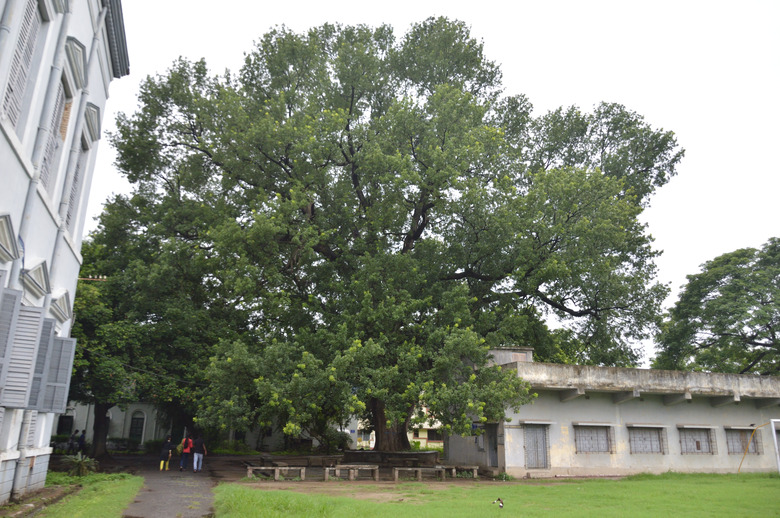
[
  {"left": 110, "top": 455, "right": 247, "bottom": 518},
  {"left": 122, "top": 466, "right": 215, "bottom": 518}
]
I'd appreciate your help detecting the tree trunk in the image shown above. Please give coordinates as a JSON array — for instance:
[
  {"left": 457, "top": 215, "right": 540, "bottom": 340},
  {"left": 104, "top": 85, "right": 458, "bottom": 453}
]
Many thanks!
[
  {"left": 370, "top": 398, "right": 411, "bottom": 451},
  {"left": 91, "top": 402, "right": 113, "bottom": 458}
]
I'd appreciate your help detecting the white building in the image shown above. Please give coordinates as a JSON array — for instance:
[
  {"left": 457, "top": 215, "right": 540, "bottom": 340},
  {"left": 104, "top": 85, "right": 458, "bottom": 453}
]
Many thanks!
[
  {"left": 54, "top": 402, "right": 169, "bottom": 452},
  {"left": 445, "top": 348, "right": 780, "bottom": 477},
  {"left": 0, "top": 0, "right": 128, "bottom": 503}
]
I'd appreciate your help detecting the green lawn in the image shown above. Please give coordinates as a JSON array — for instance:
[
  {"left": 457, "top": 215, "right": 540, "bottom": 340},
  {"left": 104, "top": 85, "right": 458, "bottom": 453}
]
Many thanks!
[
  {"left": 37, "top": 472, "right": 144, "bottom": 518},
  {"left": 213, "top": 472, "right": 779, "bottom": 518}
]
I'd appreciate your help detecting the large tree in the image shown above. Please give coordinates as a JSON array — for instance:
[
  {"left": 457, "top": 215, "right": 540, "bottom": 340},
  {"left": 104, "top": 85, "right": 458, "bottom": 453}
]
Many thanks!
[
  {"left": 71, "top": 187, "right": 254, "bottom": 454},
  {"left": 69, "top": 250, "right": 140, "bottom": 457},
  {"left": 653, "top": 238, "right": 780, "bottom": 375},
  {"left": 108, "top": 18, "right": 681, "bottom": 450}
]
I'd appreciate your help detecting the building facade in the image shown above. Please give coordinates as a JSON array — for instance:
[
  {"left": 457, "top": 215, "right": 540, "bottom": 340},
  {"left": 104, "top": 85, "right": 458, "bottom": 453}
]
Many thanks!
[
  {"left": 0, "top": 0, "right": 128, "bottom": 503},
  {"left": 54, "top": 402, "right": 168, "bottom": 452},
  {"left": 445, "top": 349, "right": 780, "bottom": 477}
]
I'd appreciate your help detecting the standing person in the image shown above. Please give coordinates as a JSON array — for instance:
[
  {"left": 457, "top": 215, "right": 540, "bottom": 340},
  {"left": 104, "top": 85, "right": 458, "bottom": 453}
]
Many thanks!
[
  {"left": 67, "top": 430, "right": 79, "bottom": 455},
  {"left": 179, "top": 434, "right": 193, "bottom": 472},
  {"left": 78, "top": 430, "right": 86, "bottom": 455},
  {"left": 192, "top": 434, "right": 207, "bottom": 473},
  {"left": 159, "top": 435, "right": 174, "bottom": 471}
]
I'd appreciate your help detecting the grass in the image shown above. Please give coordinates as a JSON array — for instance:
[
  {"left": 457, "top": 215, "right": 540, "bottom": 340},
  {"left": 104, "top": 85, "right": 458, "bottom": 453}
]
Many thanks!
[
  {"left": 37, "top": 472, "right": 144, "bottom": 518},
  {"left": 213, "top": 472, "right": 780, "bottom": 518}
]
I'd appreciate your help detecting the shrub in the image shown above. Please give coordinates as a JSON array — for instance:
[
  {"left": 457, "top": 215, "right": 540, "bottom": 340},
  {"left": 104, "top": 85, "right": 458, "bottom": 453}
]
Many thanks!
[
  {"left": 317, "top": 428, "right": 351, "bottom": 453},
  {"left": 51, "top": 434, "right": 70, "bottom": 444},
  {"left": 61, "top": 453, "right": 99, "bottom": 477},
  {"left": 211, "top": 440, "right": 259, "bottom": 455}
]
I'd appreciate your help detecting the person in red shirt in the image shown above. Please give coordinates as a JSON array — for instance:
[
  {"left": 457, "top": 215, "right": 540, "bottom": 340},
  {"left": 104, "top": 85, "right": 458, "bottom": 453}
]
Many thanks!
[{"left": 179, "top": 434, "right": 193, "bottom": 472}]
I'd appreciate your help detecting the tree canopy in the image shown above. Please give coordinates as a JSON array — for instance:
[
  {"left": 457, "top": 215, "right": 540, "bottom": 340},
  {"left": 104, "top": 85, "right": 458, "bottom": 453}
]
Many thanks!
[
  {"left": 653, "top": 237, "right": 780, "bottom": 375},
  {"left": 100, "top": 17, "right": 682, "bottom": 449}
]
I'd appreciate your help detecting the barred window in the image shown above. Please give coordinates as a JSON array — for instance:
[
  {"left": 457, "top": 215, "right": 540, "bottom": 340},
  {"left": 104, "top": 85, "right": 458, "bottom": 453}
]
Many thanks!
[
  {"left": 628, "top": 427, "right": 667, "bottom": 454},
  {"left": 574, "top": 425, "right": 614, "bottom": 453},
  {"left": 726, "top": 429, "right": 762, "bottom": 455},
  {"left": 427, "top": 429, "right": 443, "bottom": 441},
  {"left": 679, "top": 428, "right": 716, "bottom": 454}
]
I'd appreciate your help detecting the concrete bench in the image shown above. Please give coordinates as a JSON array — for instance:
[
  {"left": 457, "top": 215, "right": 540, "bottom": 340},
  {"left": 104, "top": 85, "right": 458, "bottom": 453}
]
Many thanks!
[
  {"left": 323, "top": 464, "right": 380, "bottom": 481},
  {"left": 438, "top": 465, "right": 479, "bottom": 479},
  {"left": 246, "top": 464, "right": 306, "bottom": 481},
  {"left": 387, "top": 456, "right": 419, "bottom": 467},
  {"left": 392, "top": 466, "right": 445, "bottom": 481}
]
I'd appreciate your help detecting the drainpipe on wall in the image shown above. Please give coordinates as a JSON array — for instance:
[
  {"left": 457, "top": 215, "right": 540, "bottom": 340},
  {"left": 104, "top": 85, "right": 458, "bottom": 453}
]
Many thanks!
[
  {"left": 37, "top": 8, "right": 73, "bottom": 312},
  {"left": 30, "top": 7, "right": 71, "bottom": 177},
  {"left": 44, "top": 7, "right": 107, "bottom": 313},
  {"left": 10, "top": 409, "right": 33, "bottom": 501},
  {"left": 4, "top": 0, "right": 37, "bottom": 292},
  {"left": 7, "top": 4, "right": 73, "bottom": 292},
  {"left": 56, "top": 6, "right": 106, "bottom": 225}
]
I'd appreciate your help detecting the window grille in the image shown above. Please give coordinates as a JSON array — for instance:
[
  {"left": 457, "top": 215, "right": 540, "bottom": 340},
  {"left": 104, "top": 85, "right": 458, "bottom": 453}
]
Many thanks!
[
  {"left": 628, "top": 427, "right": 667, "bottom": 454},
  {"left": 679, "top": 428, "right": 716, "bottom": 454},
  {"left": 574, "top": 425, "right": 614, "bottom": 453},
  {"left": 726, "top": 429, "right": 762, "bottom": 455}
]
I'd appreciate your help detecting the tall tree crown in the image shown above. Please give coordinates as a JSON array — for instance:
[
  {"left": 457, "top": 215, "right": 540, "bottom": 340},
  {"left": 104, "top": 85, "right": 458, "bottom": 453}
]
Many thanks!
[{"left": 103, "top": 18, "right": 682, "bottom": 445}]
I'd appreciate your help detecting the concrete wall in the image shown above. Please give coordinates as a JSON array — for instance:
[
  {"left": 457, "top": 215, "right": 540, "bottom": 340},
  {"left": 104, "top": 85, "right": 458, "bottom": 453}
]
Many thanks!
[
  {"left": 27, "top": 452, "right": 49, "bottom": 491},
  {"left": 0, "top": 460, "right": 16, "bottom": 501},
  {"left": 513, "top": 362, "right": 780, "bottom": 400},
  {"left": 500, "top": 390, "right": 780, "bottom": 477},
  {"left": 446, "top": 433, "right": 491, "bottom": 466},
  {"left": 446, "top": 359, "right": 780, "bottom": 477}
]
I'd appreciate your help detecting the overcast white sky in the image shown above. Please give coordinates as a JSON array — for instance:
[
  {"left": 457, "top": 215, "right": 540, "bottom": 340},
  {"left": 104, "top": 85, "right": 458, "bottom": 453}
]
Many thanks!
[{"left": 86, "top": 0, "right": 780, "bottom": 360}]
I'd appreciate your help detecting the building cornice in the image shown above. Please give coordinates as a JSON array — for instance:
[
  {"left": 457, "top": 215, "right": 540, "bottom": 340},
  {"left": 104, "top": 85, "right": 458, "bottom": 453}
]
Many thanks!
[
  {"left": 510, "top": 361, "right": 780, "bottom": 407},
  {"left": 103, "top": 0, "right": 129, "bottom": 78}
]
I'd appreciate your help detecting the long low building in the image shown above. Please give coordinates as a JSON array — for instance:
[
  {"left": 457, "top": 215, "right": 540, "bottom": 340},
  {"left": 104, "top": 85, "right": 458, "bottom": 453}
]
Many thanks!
[{"left": 445, "top": 348, "right": 780, "bottom": 477}]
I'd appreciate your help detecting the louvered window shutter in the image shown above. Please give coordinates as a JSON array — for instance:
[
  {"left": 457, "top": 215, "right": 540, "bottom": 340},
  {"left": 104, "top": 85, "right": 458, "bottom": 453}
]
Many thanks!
[
  {"left": 1, "top": 0, "right": 41, "bottom": 126},
  {"left": 28, "top": 318, "right": 54, "bottom": 409},
  {"left": 43, "top": 337, "right": 75, "bottom": 413},
  {"left": 26, "top": 410, "right": 38, "bottom": 447},
  {"left": 0, "top": 287, "right": 23, "bottom": 392},
  {"left": 40, "top": 81, "right": 66, "bottom": 194},
  {"left": 1, "top": 306, "right": 44, "bottom": 408},
  {"left": 65, "top": 144, "right": 86, "bottom": 231}
]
